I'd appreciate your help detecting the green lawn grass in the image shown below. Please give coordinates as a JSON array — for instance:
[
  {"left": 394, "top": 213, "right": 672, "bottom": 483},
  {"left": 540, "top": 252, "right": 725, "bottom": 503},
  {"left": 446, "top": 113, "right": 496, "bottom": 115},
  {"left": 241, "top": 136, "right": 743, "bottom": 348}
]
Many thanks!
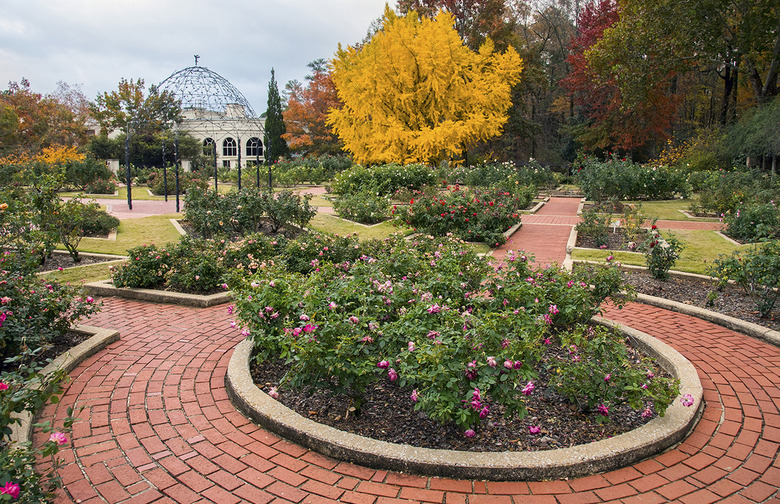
[
  {"left": 308, "top": 213, "right": 407, "bottom": 241},
  {"left": 627, "top": 198, "right": 719, "bottom": 222},
  {"left": 72, "top": 213, "right": 184, "bottom": 256},
  {"left": 40, "top": 262, "right": 118, "bottom": 284},
  {"left": 571, "top": 229, "right": 746, "bottom": 275}
]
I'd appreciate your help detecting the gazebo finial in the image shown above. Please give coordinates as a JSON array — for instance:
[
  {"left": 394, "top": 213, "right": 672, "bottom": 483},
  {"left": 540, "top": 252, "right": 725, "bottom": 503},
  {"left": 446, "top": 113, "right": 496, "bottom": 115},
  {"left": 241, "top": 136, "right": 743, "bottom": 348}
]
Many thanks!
[{"left": 194, "top": 55, "right": 200, "bottom": 66}]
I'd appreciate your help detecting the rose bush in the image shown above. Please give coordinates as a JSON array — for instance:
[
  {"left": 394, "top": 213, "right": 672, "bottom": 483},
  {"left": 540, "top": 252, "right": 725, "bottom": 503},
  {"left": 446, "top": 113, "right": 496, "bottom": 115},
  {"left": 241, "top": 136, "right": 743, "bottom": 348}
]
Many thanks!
[
  {"left": 393, "top": 186, "right": 530, "bottom": 246},
  {"left": 229, "top": 236, "right": 676, "bottom": 435}
]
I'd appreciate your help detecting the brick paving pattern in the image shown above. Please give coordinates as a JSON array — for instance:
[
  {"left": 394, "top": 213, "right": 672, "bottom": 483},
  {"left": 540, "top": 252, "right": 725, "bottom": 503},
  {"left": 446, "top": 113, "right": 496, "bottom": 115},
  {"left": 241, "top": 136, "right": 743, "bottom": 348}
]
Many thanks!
[{"left": 36, "top": 197, "right": 780, "bottom": 502}]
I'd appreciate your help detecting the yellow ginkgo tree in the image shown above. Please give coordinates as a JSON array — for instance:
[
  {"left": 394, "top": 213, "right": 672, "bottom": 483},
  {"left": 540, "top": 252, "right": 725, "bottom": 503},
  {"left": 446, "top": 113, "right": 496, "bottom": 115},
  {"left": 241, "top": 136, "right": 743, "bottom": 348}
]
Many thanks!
[{"left": 327, "top": 7, "right": 523, "bottom": 166}]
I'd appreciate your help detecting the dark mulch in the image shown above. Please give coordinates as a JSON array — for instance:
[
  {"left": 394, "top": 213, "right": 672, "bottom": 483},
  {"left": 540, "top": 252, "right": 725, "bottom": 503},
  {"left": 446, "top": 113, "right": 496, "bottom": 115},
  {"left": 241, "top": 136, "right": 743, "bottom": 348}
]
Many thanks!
[
  {"left": 623, "top": 269, "right": 779, "bottom": 332},
  {"left": 251, "top": 341, "right": 662, "bottom": 453},
  {"left": 576, "top": 229, "right": 645, "bottom": 251},
  {"left": 0, "top": 331, "right": 90, "bottom": 374},
  {"left": 36, "top": 253, "right": 117, "bottom": 273}
]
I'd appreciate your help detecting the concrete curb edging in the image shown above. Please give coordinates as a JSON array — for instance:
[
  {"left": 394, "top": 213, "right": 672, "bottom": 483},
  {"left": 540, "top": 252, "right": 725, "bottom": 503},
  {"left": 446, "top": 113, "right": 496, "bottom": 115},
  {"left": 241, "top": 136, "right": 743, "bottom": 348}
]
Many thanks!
[
  {"left": 84, "top": 280, "right": 231, "bottom": 307},
  {"left": 226, "top": 320, "right": 702, "bottom": 481},
  {"left": 12, "top": 325, "right": 120, "bottom": 445}
]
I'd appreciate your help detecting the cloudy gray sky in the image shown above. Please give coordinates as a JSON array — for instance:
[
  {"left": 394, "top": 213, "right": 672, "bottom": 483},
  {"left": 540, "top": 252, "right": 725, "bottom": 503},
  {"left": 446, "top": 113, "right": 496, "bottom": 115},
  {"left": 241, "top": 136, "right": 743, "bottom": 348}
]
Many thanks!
[{"left": 1, "top": 0, "right": 390, "bottom": 114}]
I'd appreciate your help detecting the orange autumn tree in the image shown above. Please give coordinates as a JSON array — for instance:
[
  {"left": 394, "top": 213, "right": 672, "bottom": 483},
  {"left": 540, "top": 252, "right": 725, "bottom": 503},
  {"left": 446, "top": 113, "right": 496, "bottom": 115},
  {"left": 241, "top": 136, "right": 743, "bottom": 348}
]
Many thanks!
[
  {"left": 283, "top": 63, "right": 343, "bottom": 157},
  {"left": 327, "top": 7, "right": 523, "bottom": 165}
]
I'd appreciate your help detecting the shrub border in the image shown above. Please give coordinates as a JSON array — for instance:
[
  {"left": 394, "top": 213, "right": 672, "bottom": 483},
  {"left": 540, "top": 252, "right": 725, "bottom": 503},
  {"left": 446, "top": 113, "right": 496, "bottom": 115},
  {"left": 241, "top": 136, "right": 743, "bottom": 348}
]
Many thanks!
[{"left": 225, "top": 319, "right": 703, "bottom": 481}]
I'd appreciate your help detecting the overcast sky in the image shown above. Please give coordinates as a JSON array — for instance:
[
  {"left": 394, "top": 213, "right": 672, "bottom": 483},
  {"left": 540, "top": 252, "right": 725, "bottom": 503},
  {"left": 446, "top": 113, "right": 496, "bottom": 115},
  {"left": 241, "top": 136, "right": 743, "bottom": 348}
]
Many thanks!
[{"left": 1, "top": 0, "right": 390, "bottom": 114}]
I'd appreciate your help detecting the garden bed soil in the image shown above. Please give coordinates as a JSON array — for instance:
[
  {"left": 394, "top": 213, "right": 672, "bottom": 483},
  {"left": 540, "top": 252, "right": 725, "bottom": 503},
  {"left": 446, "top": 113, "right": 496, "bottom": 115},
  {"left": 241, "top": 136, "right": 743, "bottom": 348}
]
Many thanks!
[
  {"left": 623, "top": 269, "right": 779, "bottom": 332},
  {"left": 0, "top": 331, "right": 89, "bottom": 373},
  {"left": 576, "top": 229, "right": 644, "bottom": 250},
  {"left": 36, "top": 253, "right": 118, "bottom": 273},
  {"left": 250, "top": 341, "right": 663, "bottom": 453}
]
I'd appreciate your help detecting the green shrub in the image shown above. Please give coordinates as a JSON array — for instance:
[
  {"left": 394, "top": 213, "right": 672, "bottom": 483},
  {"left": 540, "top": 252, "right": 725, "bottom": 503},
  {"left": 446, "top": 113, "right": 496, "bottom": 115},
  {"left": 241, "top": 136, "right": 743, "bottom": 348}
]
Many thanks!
[
  {"left": 81, "top": 205, "right": 120, "bottom": 237},
  {"left": 184, "top": 188, "right": 268, "bottom": 239},
  {"left": 641, "top": 223, "right": 684, "bottom": 280},
  {"left": 63, "top": 156, "right": 114, "bottom": 192},
  {"left": 723, "top": 202, "right": 780, "bottom": 242},
  {"left": 553, "top": 325, "right": 679, "bottom": 417},
  {"left": 575, "top": 209, "right": 612, "bottom": 247},
  {"left": 333, "top": 189, "right": 391, "bottom": 224},
  {"left": 264, "top": 190, "right": 316, "bottom": 234},
  {"left": 281, "top": 231, "right": 363, "bottom": 274},
  {"left": 331, "top": 163, "right": 436, "bottom": 196},
  {"left": 167, "top": 237, "right": 227, "bottom": 293},
  {"left": 147, "top": 169, "right": 208, "bottom": 195},
  {"left": 711, "top": 241, "right": 780, "bottom": 318},
  {"left": 111, "top": 244, "right": 174, "bottom": 289},
  {"left": 690, "top": 169, "right": 780, "bottom": 216},
  {"left": 575, "top": 156, "right": 689, "bottom": 201},
  {"left": 0, "top": 268, "right": 101, "bottom": 362},
  {"left": 1, "top": 352, "right": 78, "bottom": 503}
]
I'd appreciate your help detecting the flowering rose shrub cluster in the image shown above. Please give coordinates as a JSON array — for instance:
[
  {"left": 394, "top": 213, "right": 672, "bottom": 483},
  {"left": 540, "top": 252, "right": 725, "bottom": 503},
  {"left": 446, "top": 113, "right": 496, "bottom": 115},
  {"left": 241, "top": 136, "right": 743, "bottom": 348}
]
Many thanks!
[
  {"left": 723, "top": 202, "right": 780, "bottom": 242},
  {"left": 330, "top": 163, "right": 436, "bottom": 196},
  {"left": 184, "top": 188, "right": 316, "bottom": 239},
  {"left": 111, "top": 231, "right": 363, "bottom": 293},
  {"left": 553, "top": 325, "right": 679, "bottom": 420},
  {"left": 229, "top": 236, "right": 678, "bottom": 434},
  {"left": 641, "top": 223, "right": 684, "bottom": 280},
  {"left": 447, "top": 160, "right": 558, "bottom": 192},
  {"left": 269, "top": 155, "right": 353, "bottom": 186},
  {"left": 575, "top": 156, "right": 690, "bottom": 201},
  {"left": 711, "top": 240, "right": 780, "bottom": 318},
  {"left": 332, "top": 188, "right": 392, "bottom": 224},
  {"left": 393, "top": 186, "right": 531, "bottom": 246},
  {"left": 147, "top": 169, "right": 207, "bottom": 196},
  {"left": 0, "top": 264, "right": 100, "bottom": 362},
  {"left": 0, "top": 352, "right": 78, "bottom": 503},
  {"left": 688, "top": 169, "right": 780, "bottom": 216}
]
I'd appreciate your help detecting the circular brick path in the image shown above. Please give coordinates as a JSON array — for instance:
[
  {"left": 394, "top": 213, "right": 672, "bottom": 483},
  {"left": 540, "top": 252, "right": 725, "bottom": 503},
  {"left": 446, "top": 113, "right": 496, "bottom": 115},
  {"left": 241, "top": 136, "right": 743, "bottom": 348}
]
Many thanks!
[{"left": 36, "top": 198, "right": 780, "bottom": 502}]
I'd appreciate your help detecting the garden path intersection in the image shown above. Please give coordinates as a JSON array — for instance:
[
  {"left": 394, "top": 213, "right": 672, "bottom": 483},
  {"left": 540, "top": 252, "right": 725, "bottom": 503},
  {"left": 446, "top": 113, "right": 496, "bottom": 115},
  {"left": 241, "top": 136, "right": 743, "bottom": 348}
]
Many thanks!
[{"left": 37, "top": 198, "right": 779, "bottom": 503}]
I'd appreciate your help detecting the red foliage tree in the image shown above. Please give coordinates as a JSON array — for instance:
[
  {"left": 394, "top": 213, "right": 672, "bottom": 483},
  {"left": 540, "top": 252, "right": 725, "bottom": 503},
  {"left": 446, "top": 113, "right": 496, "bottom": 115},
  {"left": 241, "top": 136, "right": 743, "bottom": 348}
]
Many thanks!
[
  {"left": 282, "top": 67, "right": 343, "bottom": 158},
  {"left": 562, "top": 0, "right": 679, "bottom": 157}
]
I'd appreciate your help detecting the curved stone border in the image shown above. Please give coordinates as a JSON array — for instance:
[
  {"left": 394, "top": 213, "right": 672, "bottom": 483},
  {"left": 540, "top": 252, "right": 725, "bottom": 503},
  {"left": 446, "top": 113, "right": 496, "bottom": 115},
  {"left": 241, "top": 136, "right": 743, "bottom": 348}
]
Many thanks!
[
  {"left": 84, "top": 279, "right": 231, "bottom": 307},
  {"left": 11, "top": 324, "right": 120, "bottom": 445},
  {"left": 226, "top": 319, "right": 702, "bottom": 481}
]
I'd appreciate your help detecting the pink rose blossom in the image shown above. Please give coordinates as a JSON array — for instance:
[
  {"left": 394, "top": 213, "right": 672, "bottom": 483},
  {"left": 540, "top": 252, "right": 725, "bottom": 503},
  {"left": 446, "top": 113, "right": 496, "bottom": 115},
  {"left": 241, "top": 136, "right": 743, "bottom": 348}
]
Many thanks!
[
  {"left": 268, "top": 387, "right": 279, "bottom": 399},
  {"left": 464, "top": 429, "right": 476, "bottom": 438},
  {"left": 49, "top": 432, "right": 69, "bottom": 445},
  {"left": 377, "top": 360, "right": 389, "bottom": 369},
  {"left": 411, "top": 389, "right": 418, "bottom": 402},
  {"left": 486, "top": 356, "right": 497, "bottom": 367},
  {"left": 0, "top": 381, "right": 8, "bottom": 391},
  {"left": 597, "top": 404, "right": 609, "bottom": 416},
  {"left": 522, "top": 381, "right": 535, "bottom": 395},
  {"left": 388, "top": 368, "right": 398, "bottom": 381},
  {"left": 680, "top": 394, "right": 695, "bottom": 407},
  {"left": 0, "top": 481, "right": 20, "bottom": 499},
  {"left": 529, "top": 425, "right": 540, "bottom": 434}
]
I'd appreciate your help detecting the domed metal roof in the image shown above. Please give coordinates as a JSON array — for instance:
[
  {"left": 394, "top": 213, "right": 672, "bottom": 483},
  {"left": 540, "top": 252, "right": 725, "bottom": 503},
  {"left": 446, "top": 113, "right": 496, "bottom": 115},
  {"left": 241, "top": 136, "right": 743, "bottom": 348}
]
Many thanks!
[{"left": 158, "top": 63, "right": 258, "bottom": 118}]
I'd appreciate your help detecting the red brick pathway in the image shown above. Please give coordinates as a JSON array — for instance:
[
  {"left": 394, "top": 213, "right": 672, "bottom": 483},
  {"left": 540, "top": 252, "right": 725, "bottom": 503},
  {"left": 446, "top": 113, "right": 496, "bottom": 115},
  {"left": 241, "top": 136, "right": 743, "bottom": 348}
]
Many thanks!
[
  {"left": 35, "top": 196, "right": 780, "bottom": 503},
  {"left": 37, "top": 297, "right": 780, "bottom": 503}
]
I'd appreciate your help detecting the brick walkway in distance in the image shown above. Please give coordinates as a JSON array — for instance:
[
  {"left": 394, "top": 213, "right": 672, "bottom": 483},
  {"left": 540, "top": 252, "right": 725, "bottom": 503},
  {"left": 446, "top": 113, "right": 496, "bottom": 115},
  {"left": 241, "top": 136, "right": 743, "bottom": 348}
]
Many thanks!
[{"left": 35, "top": 197, "right": 780, "bottom": 503}]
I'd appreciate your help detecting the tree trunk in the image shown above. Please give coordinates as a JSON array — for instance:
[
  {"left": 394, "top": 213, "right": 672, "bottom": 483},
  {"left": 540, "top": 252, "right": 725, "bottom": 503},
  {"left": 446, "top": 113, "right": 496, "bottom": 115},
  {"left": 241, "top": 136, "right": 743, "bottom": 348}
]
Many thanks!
[{"left": 719, "top": 65, "right": 734, "bottom": 125}]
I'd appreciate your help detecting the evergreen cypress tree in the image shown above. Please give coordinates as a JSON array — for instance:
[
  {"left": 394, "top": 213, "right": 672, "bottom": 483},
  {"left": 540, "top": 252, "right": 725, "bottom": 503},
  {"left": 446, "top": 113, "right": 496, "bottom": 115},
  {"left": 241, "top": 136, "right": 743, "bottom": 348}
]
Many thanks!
[{"left": 264, "top": 68, "right": 289, "bottom": 163}]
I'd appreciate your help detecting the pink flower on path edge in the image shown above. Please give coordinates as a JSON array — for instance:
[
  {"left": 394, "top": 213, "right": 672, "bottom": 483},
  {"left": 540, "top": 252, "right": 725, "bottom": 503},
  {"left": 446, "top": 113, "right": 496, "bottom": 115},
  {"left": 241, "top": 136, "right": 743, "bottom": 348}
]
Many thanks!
[
  {"left": 680, "top": 393, "right": 695, "bottom": 407},
  {"left": 0, "top": 481, "right": 20, "bottom": 499},
  {"left": 267, "top": 387, "right": 279, "bottom": 399},
  {"left": 529, "top": 425, "right": 540, "bottom": 434},
  {"left": 49, "top": 432, "right": 68, "bottom": 445}
]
